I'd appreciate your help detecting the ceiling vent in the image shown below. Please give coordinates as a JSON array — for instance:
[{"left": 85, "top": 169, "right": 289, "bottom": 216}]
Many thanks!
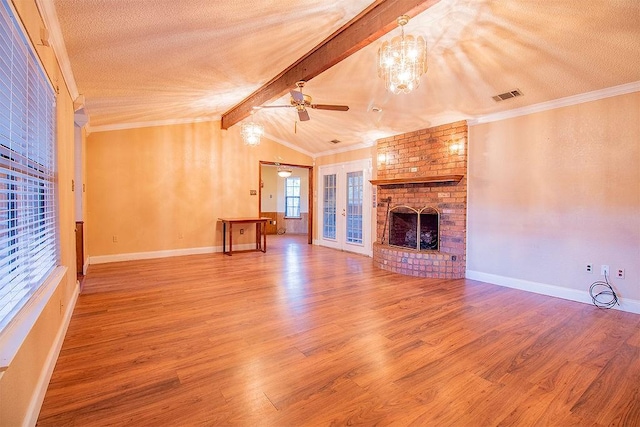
[
  {"left": 492, "top": 89, "right": 523, "bottom": 102},
  {"left": 330, "top": 139, "right": 341, "bottom": 144}
]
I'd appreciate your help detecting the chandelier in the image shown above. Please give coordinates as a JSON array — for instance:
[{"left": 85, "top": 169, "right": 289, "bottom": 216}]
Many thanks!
[
  {"left": 378, "top": 15, "right": 427, "bottom": 94},
  {"left": 240, "top": 114, "right": 264, "bottom": 146}
]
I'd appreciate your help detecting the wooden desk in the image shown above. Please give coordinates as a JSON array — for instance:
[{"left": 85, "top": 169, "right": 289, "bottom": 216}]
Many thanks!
[{"left": 219, "top": 217, "right": 270, "bottom": 256}]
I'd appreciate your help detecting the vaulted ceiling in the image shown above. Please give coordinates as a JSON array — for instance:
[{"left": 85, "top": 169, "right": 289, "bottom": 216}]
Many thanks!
[{"left": 47, "top": 0, "right": 640, "bottom": 156}]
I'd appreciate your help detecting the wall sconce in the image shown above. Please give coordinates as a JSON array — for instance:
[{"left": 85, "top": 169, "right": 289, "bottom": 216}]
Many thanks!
[
  {"left": 449, "top": 139, "right": 465, "bottom": 155},
  {"left": 377, "top": 153, "right": 387, "bottom": 164}
]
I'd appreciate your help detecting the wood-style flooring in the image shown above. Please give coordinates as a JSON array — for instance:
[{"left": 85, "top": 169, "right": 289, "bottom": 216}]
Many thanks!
[{"left": 37, "top": 235, "right": 640, "bottom": 426}]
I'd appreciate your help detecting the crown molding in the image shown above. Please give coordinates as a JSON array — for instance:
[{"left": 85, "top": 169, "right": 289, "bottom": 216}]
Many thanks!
[
  {"left": 313, "top": 140, "right": 376, "bottom": 158},
  {"left": 468, "top": 81, "right": 640, "bottom": 126},
  {"left": 262, "top": 134, "right": 315, "bottom": 158},
  {"left": 73, "top": 111, "right": 88, "bottom": 127},
  {"left": 35, "top": 0, "right": 78, "bottom": 100}
]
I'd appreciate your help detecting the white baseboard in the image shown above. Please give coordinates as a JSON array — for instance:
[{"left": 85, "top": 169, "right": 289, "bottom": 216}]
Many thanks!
[
  {"left": 466, "top": 270, "right": 640, "bottom": 314},
  {"left": 25, "top": 278, "right": 80, "bottom": 427},
  {"left": 88, "top": 244, "right": 259, "bottom": 265}
]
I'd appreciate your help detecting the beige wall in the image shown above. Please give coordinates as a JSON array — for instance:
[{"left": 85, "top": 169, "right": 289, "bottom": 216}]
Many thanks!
[
  {"left": 261, "top": 166, "right": 279, "bottom": 212},
  {"left": 80, "top": 126, "right": 89, "bottom": 269},
  {"left": 0, "top": 1, "right": 78, "bottom": 425},
  {"left": 315, "top": 146, "right": 376, "bottom": 169},
  {"left": 467, "top": 92, "right": 640, "bottom": 307},
  {"left": 86, "top": 125, "right": 312, "bottom": 257}
]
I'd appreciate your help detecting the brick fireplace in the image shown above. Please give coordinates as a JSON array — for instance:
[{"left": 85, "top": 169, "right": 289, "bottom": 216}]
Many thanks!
[{"left": 372, "top": 121, "right": 467, "bottom": 278}]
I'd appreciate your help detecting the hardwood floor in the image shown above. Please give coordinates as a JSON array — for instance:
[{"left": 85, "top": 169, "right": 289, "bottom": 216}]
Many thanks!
[{"left": 37, "top": 235, "right": 640, "bottom": 426}]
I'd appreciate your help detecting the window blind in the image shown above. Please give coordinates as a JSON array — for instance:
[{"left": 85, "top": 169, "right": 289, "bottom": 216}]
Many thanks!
[{"left": 0, "top": 0, "right": 57, "bottom": 332}]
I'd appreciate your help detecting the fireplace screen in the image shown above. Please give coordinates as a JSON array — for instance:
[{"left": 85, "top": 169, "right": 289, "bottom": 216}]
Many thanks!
[{"left": 388, "top": 206, "right": 439, "bottom": 251}]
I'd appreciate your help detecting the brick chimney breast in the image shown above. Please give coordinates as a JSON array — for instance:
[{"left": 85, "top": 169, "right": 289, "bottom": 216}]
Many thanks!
[{"left": 373, "top": 121, "right": 467, "bottom": 279}]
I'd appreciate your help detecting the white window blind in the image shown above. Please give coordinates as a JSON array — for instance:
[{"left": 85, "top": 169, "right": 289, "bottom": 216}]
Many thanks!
[{"left": 0, "top": 0, "right": 57, "bottom": 332}]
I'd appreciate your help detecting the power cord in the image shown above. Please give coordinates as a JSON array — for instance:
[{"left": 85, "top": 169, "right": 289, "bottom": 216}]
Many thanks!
[{"left": 589, "top": 272, "right": 619, "bottom": 309}]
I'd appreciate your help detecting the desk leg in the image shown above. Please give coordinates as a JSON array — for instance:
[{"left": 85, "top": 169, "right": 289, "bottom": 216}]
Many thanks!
[
  {"left": 228, "top": 223, "right": 233, "bottom": 255},
  {"left": 255, "top": 224, "right": 260, "bottom": 251},
  {"left": 222, "top": 222, "right": 227, "bottom": 254},
  {"left": 262, "top": 221, "right": 267, "bottom": 253}
]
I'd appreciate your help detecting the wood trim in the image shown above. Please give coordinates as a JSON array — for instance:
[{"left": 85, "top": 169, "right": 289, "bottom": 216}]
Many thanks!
[
  {"left": 75, "top": 221, "right": 84, "bottom": 276},
  {"left": 370, "top": 174, "right": 463, "bottom": 186},
  {"left": 307, "top": 166, "right": 313, "bottom": 244},
  {"left": 221, "top": 0, "right": 441, "bottom": 129}
]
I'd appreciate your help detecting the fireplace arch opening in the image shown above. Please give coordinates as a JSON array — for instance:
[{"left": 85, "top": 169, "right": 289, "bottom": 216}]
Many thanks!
[{"left": 388, "top": 206, "right": 439, "bottom": 251}]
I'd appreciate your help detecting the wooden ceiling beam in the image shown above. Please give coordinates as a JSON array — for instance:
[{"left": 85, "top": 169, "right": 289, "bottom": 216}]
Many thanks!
[{"left": 221, "top": 0, "right": 440, "bottom": 130}]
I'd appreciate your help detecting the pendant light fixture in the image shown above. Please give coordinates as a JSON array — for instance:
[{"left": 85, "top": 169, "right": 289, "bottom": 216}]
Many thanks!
[{"left": 240, "top": 111, "right": 264, "bottom": 146}]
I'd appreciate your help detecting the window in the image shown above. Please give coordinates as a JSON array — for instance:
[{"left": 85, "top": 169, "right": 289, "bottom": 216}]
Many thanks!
[
  {"left": 0, "top": 0, "right": 57, "bottom": 333},
  {"left": 322, "top": 174, "right": 336, "bottom": 239},
  {"left": 284, "top": 177, "right": 301, "bottom": 218},
  {"left": 346, "top": 171, "right": 363, "bottom": 244}
]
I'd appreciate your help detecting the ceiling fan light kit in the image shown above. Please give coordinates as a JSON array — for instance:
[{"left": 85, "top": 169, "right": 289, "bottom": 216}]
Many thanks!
[
  {"left": 260, "top": 81, "right": 349, "bottom": 124},
  {"left": 378, "top": 15, "right": 427, "bottom": 94}
]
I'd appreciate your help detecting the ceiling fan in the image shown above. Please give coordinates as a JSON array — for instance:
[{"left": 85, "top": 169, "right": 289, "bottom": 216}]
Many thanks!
[{"left": 258, "top": 81, "right": 349, "bottom": 122}]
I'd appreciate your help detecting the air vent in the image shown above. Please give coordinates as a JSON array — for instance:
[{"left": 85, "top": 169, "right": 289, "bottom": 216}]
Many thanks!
[
  {"left": 330, "top": 139, "right": 341, "bottom": 144},
  {"left": 492, "top": 89, "right": 523, "bottom": 102}
]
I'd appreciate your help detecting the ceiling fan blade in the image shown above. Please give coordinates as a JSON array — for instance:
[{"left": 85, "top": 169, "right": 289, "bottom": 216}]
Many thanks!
[
  {"left": 298, "top": 109, "right": 310, "bottom": 122},
  {"left": 259, "top": 104, "right": 293, "bottom": 109},
  {"left": 310, "top": 104, "right": 349, "bottom": 111},
  {"left": 290, "top": 90, "right": 304, "bottom": 103}
]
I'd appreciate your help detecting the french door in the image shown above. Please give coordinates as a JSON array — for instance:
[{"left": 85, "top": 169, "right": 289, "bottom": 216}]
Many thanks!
[{"left": 318, "top": 160, "right": 372, "bottom": 256}]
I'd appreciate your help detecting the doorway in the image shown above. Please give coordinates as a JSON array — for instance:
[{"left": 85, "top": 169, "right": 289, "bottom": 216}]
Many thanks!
[
  {"left": 318, "top": 159, "right": 372, "bottom": 256},
  {"left": 259, "top": 161, "right": 313, "bottom": 244}
]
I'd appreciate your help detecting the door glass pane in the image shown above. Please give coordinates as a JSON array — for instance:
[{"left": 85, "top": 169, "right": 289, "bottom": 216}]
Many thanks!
[
  {"left": 346, "top": 171, "right": 363, "bottom": 244},
  {"left": 323, "top": 174, "right": 336, "bottom": 239}
]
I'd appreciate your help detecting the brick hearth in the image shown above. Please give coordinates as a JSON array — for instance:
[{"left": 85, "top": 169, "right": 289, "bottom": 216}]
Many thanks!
[{"left": 373, "top": 121, "right": 467, "bottom": 278}]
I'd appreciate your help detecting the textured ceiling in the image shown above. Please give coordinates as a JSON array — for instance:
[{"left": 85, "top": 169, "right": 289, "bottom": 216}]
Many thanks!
[{"left": 52, "top": 0, "right": 640, "bottom": 155}]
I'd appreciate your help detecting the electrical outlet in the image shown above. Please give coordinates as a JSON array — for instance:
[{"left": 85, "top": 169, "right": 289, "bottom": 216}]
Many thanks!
[
  {"left": 112, "top": 235, "right": 118, "bottom": 243},
  {"left": 586, "top": 264, "right": 593, "bottom": 273},
  {"left": 600, "top": 265, "right": 609, "bottom": 276},
  {"left": 617, "top": 268, "right": 625, "bottom": 279},
  {"left": 240, "top": 228, "right": 244, "bottom": 235}
]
